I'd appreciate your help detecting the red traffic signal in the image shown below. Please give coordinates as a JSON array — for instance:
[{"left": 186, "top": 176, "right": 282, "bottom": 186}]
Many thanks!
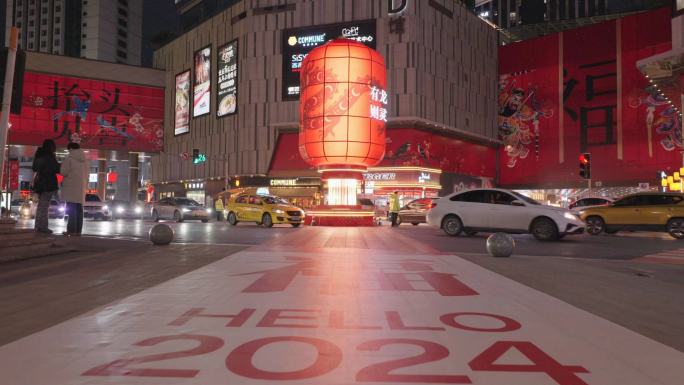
[
  {"left": 579, "top": 153, "right": 591, "bottom": 179},
  {"left": 579, "top": 153, "right": 589, "bottom": 165}
]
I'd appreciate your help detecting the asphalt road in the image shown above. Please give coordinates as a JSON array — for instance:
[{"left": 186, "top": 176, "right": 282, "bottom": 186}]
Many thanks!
[{"left": 16, "top": 217, "right": 683, "bottom": 260}]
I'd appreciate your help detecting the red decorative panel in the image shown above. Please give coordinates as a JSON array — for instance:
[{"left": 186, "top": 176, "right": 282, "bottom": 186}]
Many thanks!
[
  {"left": 499, "top": 7, "right": 675, "bottom": 187},
  {"left": 270, "top": 128, "right": 496, "bottom": 179},
  {"left": 9, "top": 72, "right": 164, "bottom": 152},
  {"left": 299, "top": 39, "right": 387, "bottom": 169}
]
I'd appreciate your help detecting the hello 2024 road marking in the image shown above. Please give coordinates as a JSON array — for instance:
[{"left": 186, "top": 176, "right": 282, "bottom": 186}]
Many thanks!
[{"left": 82, "top": 308, "right": 588, "bottom": 385}]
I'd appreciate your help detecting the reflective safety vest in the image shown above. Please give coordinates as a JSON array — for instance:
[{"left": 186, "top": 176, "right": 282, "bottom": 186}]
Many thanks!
[
  {"left": 215, "top": 198, "right": 224, "bottom": 210},
  {"left": 389, "top": 193, "right": 400, "bottom": 213}
]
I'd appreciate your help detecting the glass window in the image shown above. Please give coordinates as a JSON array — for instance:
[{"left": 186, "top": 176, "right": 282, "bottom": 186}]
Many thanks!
[
  {"left": 450, "top": 190, "right": 486, "bottom": 203},
  {"left": 613, "top": 195, "right": 643, "bottom": 207},
  {"left": 235, "top": 195, "right": 248, "bottom": 204},
  {"left": 644, "top": 195, "right": 684, "bottom": 206},
  {"left": 510, "top": 191, "right": 541, "bottom": 205},
  {"left": 175, "top": 198, "right": 200, "bottom": 206},
  {"left": 85, "top": 194, "right": 101, "bottom": 202},
  {"left": 262, "top": 196, "right": 288, "bottom": 205},
  {"left": 489, "top": 191, "right": 517, "bottom": 205},
  {"left": 249, "top": 196, "right": 262, "bottom": 205}
]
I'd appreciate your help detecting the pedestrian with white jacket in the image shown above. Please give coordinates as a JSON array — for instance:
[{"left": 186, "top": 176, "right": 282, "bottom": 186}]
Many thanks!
[{"left": 60, "top": 142, "right": 89, "bottom": 236}]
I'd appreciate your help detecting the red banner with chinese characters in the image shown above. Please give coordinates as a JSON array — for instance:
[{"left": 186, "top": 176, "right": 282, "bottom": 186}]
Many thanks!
[
  {"left": 269, "top": 128, "right": 496, "bottom": 178},
  {"left": 499, "top": 7, "right": 675, "bottom": 187},
  {"left": 2, "top": 160, "right": 19, "bottom": 190},
  {"left": 9, "top": 72, "right": 164, "bottom": 152}
]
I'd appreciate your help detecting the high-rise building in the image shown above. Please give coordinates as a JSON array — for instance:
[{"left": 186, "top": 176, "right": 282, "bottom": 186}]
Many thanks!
[
  {"left": 175, "top": 0, "right": 239, "bottom": 33},
  {"left": 474, "top": 0, "right": 670, "bottom": 42},
  {"left": 5, "top": 0, "right": 142, "bottom": 65}
]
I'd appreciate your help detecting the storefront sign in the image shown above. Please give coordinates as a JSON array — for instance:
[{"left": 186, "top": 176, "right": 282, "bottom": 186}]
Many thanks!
[
  {"left": 9, "top": 72, "right": 164, "bottom": 152},
  {"left": 175, "top": 70, "right": 191, "bottom": 135},
  {"left": 193, "top": 46, "right": 211, "bottom": 117},
  {"left": 89, "top": 173, "right": 98, "bottom": 183},
  {"left": 216, "top": 40, "right": 238, "bottom": 118},
  {"left": 363, "top": 172, "right": 396, "bottom": 181},
  {"left": 270, "top": 179, "right": 297, "bottom": 186},
  {"left": 282, "top": 20, "right": 376, "bottom": 100}
]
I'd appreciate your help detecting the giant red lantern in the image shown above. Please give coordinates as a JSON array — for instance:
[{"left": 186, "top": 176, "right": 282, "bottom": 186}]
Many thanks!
[{"left": 299, "top": 38, "right": 387, "bottom": 206}]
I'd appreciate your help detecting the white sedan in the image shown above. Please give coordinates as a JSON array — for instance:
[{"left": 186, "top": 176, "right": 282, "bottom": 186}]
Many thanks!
[{"left": 426, "top": 188, "right": 584, "bottom": 241}]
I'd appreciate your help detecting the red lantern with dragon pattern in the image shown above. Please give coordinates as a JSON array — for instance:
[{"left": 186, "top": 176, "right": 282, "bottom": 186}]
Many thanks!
[{"left": 299, "top": 38, "right": 387, "bottom": 172}]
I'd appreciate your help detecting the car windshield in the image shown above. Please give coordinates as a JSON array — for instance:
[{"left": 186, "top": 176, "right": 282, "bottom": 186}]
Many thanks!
[
  {"left": 510, "top": 191, "right": 541, "bottom": 205},
  {"left": 175, "top": 198, "right": 201, "bottom": 206},
  {"left": 262, "top": 196, "right": 289, "bottom": 205},
  {"left": 85, "top": 194, "right": 101, "bottom": 202}
]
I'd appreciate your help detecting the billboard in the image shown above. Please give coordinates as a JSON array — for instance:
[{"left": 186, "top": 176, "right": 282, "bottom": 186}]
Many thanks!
[
  {"left": 193, "top": 45, "right": 211, "bottom": 117},
  {"left": 498, "top": 7, "right": 675, "bottom": 187},
  {"left": 282, "top": 19, "right": 376, "bottom": 100},
  {"left": 216, "top": 40, "right": 238, "bottom": 117},
  {"left": 9, "top": 72, "right": 164, "bottom": 152},
  {"left": 174, "top": 70, "right": 190, "bottom": 136}
]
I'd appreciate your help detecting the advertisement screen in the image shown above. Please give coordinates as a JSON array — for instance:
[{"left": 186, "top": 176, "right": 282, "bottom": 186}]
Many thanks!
[
  {"left": 281, "top": 19, "right": 376, "bottom": 100},
  {"left": 174, "top": 70, "right": 190, "bottom": 136},
  {"left": 193, "top": 45, "right": 211, "bottom": 117},
  {"left": 9, "top": 71, "right": 164, "bottom": 152},
  {"left": 498, "top": 7, "right": 674, "bottom": 187},
  {"left": 216, "top": 40, "right": 238, "bottom": 117}
]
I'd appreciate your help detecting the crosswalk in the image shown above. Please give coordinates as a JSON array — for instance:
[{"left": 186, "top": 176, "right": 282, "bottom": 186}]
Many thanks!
[{"left": 635, "top": 248, "right": 684, "bottom": 265}]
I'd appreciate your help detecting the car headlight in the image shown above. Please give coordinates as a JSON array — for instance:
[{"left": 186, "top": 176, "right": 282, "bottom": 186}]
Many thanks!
[
  {"left": 134, "top": 207, "right": 142, "bottom": 214},
  {"left": 116, "top": 206, "right": 125, "bottom": 213},
  {"left": 563, "top": 212, "right": 578, "bottom": 221},
  {"left": 182, "top": 208, "right": 190, "bottom": 213},
  {"left": 273, "top": 209, "right": 284, "bottom": 214},
  {"left": 58, "top": 206, "right": 65, "bottom": 212},
  {"left": 206, "top": 208, "right": 212, "bottom": 214},
  {"left": 103, "top": 205, "right": 109, "bottom": 211}
]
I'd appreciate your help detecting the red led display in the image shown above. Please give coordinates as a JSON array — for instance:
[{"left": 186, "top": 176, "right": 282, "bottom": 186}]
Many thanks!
[{"left": 9, "top": 72, "right": 164, "bottom": 152}]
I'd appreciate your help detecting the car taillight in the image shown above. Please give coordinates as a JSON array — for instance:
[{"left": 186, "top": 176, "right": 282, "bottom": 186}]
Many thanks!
[{"left": 429, "top": 203, "right": 437, "bottom": 209}]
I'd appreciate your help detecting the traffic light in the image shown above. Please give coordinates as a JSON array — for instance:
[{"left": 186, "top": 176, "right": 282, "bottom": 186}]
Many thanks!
[
  {"left": 579, "top": 153, "right": 591, "bottom": 179},
  {"left": 192, "top": 148, "right": 206, "bottom": 164},
  {"left": 0, "top": 48, "right": 26, "bottom": 114}
]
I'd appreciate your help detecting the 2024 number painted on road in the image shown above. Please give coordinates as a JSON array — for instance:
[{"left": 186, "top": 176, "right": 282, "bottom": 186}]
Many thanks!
[{"left": 83, "top": 334, "right": 589, "bottom": 385}]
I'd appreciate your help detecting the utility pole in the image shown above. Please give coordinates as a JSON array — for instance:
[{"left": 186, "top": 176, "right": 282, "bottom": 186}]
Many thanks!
[{"left": 0, "top": 27, "right": 18, "bottom": 215}]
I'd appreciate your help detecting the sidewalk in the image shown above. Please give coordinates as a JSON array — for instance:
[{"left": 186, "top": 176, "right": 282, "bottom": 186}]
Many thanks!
[
  {"left": 0, "top": 228, "right": 683, "bottom": 385},
  {"left": 0, "top": 236, "right": 246, "bottom": 346}
]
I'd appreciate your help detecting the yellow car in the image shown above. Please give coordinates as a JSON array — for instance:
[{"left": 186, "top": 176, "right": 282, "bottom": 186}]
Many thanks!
[
  {"left": 579, "top": 192, "right": 684, "bottom": 239},
  {"left": 226, "top": 194, "right": 304, "bottom": 227}
]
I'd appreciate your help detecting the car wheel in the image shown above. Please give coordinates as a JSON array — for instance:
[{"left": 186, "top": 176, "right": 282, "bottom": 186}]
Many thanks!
[
  {"left": 173, "top": 210, "right": 183, "bottom": 223},
  {"left": 227, "top": 212, "right": 238, "bottom": 226},
  {"left": 441, "top": 215, "right": 463, "bottom": 236},
  {"left": 201, "top": 219, "right": 209, "bottom": 223},
  {"left": 262, "top": 213, "right": 273, "bottom": 228},
  {"left": 291, "top": 223, "right": 301, "bottom": 228},
  {"left": 464, "top": 230, "right": 478, "bottom": 236},
  {"left": 585, "top": 216, "right": 605, "bottom": 236},
  {"left": 531, "top": 217, "right": 559, "bottom": 241},
  {"left": 152, "top": 210, "right": 160, "bottom": 222},
  {"left": 411, "top": 222, "right": 419, "bottom": 226},
  {"left": 667, "top": 218, "right": 684, "bottom": 239}
]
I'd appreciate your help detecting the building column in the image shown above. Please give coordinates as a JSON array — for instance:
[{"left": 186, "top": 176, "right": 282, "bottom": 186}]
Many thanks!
[
  {"left": 97, "top": 151, "right": 107, "bottom": 200},
  {"left": 129, "top": 153, "right": 139, "bottom": 202}
]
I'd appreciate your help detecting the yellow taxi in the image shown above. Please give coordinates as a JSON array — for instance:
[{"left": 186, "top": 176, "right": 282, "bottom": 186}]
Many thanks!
[
  {"left": 226, "top": 193, "right": 304, "bottom": 227},
  {"left": 579, "top": 192, "right": 684, "bottom": 239}
]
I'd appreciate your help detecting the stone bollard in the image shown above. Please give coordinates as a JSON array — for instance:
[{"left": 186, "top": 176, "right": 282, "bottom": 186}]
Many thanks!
[
  {"left": 149, "top": 223, "right": 174, "bottom": 245},
  {"left": 486, "top": 232, "right": 515, "bottom": 258}
]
